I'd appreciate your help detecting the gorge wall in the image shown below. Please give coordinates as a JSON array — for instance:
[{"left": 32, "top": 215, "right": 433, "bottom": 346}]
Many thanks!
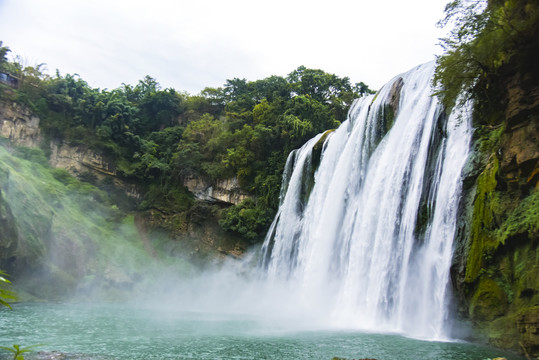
[{"left": 452, "top": 68, "right": 538, "bottom": 356}]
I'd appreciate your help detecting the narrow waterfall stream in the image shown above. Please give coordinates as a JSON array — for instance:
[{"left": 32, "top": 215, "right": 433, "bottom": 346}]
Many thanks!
[{"left": 260, "top": 61, "right": 472, "bottom": 340}]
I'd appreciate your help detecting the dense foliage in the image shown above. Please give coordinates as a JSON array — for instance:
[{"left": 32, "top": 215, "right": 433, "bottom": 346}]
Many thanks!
[
  {"left": 1, "top": 46, "right": 373, "bottom": 242},
  {"left": 434, "top": 0, "right": 539, "bottom": 121}
]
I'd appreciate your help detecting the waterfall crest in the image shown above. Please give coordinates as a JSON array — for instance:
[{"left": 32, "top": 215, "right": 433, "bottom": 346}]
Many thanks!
[{"left": 259, "top": 62, "right": 472, "bottom": 340}]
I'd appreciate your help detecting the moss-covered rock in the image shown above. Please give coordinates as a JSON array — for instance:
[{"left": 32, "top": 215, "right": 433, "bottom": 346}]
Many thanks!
[
  {"left": 497, "top": 189, "right": 539, "bottom": 245},
  {"left": 465, "top": 155, "right": 500, "bottom": 283},
  {"left": 452, "top": 69, "right": 539, "bottom": 356},
  {"left": 470, "top": 277, "right": 508, "bottom": 321},
  {"left": 516, "top": 306, "right": 539, "bottom": 357},
  {"left": 311, "top": 129, "right": 334, "bottom": 171}
]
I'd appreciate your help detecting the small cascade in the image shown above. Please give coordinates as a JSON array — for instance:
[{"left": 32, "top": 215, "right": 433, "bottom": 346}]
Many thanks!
[{"left": 259, "top": 62, "right": 472, "bottom": 339}]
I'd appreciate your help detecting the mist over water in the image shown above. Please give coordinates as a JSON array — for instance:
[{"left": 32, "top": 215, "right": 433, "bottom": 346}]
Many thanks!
[
  {"left": 132, "top": 62, "right": 472, "bottom": 342},
  {"left": 2, "top": 63, "right": 524, "bottom": 360}
]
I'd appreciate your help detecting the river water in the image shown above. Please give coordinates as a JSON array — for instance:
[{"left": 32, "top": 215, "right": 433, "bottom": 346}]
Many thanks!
[{"left": 0, "top": 303, "right": 523, "bottom": 360}]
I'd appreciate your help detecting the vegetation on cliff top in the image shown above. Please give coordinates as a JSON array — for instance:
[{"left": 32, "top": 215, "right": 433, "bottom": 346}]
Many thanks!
[
  {"left": 1, "top": 43, "right": 373, "bottom": 242},
  {"left": 434, "top": 0, "right": 538, "bottom": 121}
]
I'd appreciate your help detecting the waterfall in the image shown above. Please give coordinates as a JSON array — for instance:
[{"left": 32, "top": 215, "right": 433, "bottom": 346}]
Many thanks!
[{"left": 259, "top": 62, "right": 472, "bottom": 340}]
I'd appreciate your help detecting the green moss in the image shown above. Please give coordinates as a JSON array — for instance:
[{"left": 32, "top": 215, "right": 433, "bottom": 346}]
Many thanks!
[
  {"left": 311, "top": 129, "right": 334, "bottom": 173},
  {"left": 12, "top": 146, "right": 49, "bottom": 166},
  {"left": 465, "top": 155, "right": 500, "bottom": 282},
  {"left": 382, "top": 103, "right": 396, "bottom": 135},
  {"left": 370, "top": 91, "right": 380, "bottom": 104},
  {"left": 470, "top": 277, "right": 508, "bottom": 321},
  {"left": 517, "top": 264, "right": 539, "bottom": 300},
  {"left": 486, "top": 304, "right": 539, "bottom": 354},
  {"left": 478, "top": 125, "right": 504, "bottom": 153},
  {"left": 497, "top": 189, "right": 539, "bottom": 245},
  {"left": 488, "top": 312, "right": 520, "bottom": 350}
]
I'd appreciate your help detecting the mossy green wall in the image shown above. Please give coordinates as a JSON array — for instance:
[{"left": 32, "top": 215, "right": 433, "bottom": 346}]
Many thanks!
[{"left": 456, "top": 122, "right": 538, "bottom": 356}]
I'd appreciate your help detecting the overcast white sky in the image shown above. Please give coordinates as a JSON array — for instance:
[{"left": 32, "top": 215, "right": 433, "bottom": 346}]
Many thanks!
[{"left": 0, "top": 0, "right": 450, "bottom": 94}]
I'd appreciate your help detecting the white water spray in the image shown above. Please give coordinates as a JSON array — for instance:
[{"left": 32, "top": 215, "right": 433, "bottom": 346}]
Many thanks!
[{"left": 260, "top": 62, "right": 472, "bottom": 340}]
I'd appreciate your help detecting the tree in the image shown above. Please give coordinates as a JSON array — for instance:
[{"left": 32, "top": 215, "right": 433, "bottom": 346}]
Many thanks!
[
  {"left": 0, "top": 270, "right": 16, "bottom": 309},
  {"left": 0, "top": 41, "right": 11, "bottom": 71},
  {"left": 250, "top": 75, "right": 290, "bottom": 102},
  {"left": 434, "top": 0, "right": 539, "bottom": 118}
]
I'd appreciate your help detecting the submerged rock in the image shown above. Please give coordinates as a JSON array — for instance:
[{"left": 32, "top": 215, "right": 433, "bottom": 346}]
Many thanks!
[{"left": 27, "top": 351, "right": 109, "bottom": 360}]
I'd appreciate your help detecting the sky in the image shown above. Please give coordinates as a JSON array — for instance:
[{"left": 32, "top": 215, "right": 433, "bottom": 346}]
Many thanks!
[{"left": 0, "top": 0, "right": 451, "bottom": 94}]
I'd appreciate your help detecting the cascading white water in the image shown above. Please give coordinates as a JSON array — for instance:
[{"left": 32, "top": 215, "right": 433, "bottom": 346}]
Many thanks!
[{"left": 260, "top": 62, "right": 472, "bottom": 340}]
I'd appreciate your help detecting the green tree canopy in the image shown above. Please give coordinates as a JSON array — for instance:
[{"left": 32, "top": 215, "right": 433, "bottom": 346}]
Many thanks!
[
  {"left": 434, "top": 0, "right": 539, "bottom": 121},
  {"left": 1, "top": 42, "right": 374, "bottom": 242}
]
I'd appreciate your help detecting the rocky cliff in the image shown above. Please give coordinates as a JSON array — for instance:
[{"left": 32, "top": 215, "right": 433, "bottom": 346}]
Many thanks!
[
  {"left": 452, "top": 68, "right": 539, "bottom": 357},
  {"left": 0, "top": 100, "right": 141, "bottom": 200},
  {"left": 0, "top": 101, "right": 41, "bottom": 148},
  {"left": 48, "top": 140, "right": 141, "bottom": 201},
  {"left": 2, "top": 75, "right": 536, "bottom": 354},
  {"left": 183, "top": 176, "right": 250, "bottom": 205}
]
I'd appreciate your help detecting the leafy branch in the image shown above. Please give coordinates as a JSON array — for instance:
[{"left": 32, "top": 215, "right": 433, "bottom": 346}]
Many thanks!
[{"left": 0, "top": 344, "right": 44, "bottom": 360}]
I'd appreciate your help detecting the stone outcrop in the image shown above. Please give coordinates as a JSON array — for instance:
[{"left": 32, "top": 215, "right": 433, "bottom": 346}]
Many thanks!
[
  {"left": 0, "top": 101, "right": 41, "bottom": 147},
  {"left": 452, "top": 69, "right": 539, "bottom": 357},
  {"left": 48, "top": 141, "right": 141, "bottom": 200},
  {"left": 49, "top": 141, "right": 116, "bottom": 178},
  {"left": 500, "top": 70, "right": 539, "bottom": 191},
  {"left": 184, "top": 176, "right": 250, "bottom": 205},
  {"left": 367, "top": 76, "right": 404, "bottom": 151},
  {"left": 388, "top": 76, "right": 404, "bottom": 116}
]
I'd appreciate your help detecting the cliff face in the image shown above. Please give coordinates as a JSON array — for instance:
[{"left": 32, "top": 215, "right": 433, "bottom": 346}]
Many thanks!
[
  {"left": 0, "top": 101, "right": 41, "bottom": 148},
  {"left": 0, "top": 142, "right": 168, "bottom": 301},
  {"left": 452, "top": 69, "right": 539, "bottom": 356},
  {"left": 0, "top": 100, "right": 142, "bottom": 202},
  {"left": 184, "top": 176, "right": 250, "bottom": 205},
  {"left": 48, "top": 141, "right": 141, "bottom": 201},
  {"left": 49, "top": 141, "right": 116, "bottom": 178}
]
